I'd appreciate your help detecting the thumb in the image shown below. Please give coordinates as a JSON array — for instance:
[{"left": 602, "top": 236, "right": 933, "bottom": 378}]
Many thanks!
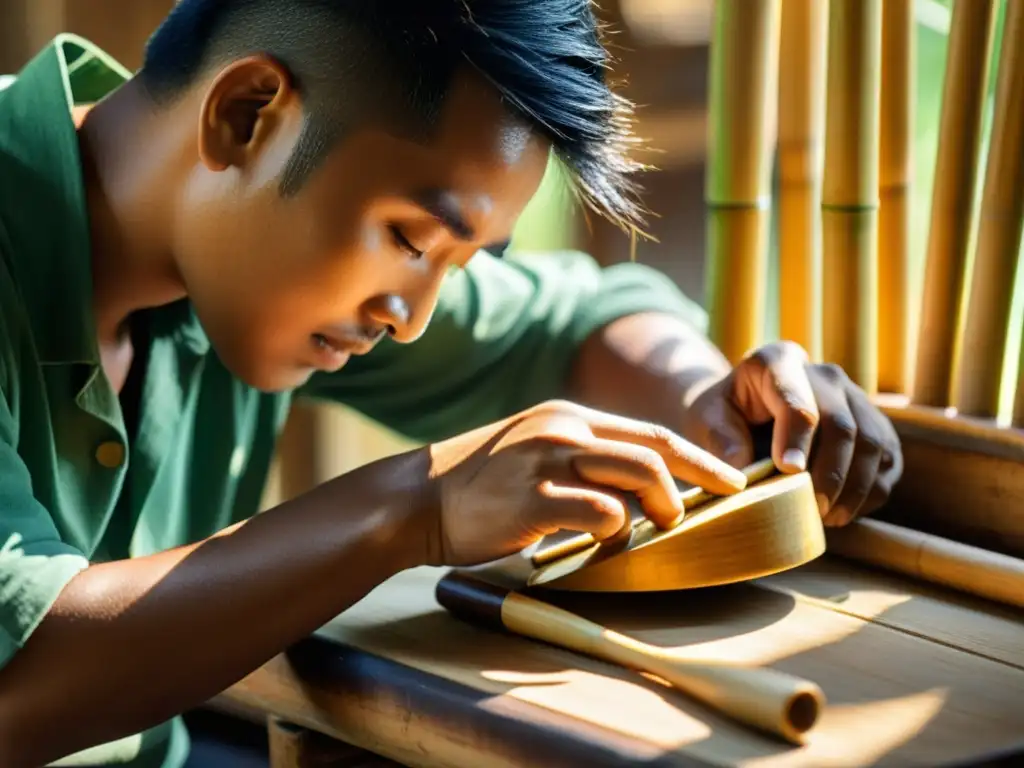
[{"left": 735, "top": 343, "right": 819, "bottom": 473}]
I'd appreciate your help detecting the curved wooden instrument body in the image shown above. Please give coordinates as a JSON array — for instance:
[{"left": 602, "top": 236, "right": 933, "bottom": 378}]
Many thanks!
[{"left": 525, "top": 470, "right": 826, "bottom": 593}]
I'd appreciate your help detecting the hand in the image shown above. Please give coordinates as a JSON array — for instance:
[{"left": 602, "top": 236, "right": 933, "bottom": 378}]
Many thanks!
[
  {"left": 420, "top": 399, "right": 748, "bottom": 566},
  {"left": 680, "top": 341, "right": 903, "bottom": 527}
]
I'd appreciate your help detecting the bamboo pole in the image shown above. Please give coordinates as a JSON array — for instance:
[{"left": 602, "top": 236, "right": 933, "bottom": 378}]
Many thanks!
[
  {"left": 821, "top": 0, "right": 883, "bottom": 394},
  {"left": 912, "top": 0, "right": 999, "bottom": 408},
  {"left": 436, "top": 571, "right": 825, "bottom": 745},
  {"left": 877, "top": 0, "right": 915, "bottom": 395},
  {"left": 705, "top": 0, "right": 781, "bottom": 364},
  {"left": 777, "top": 0, "right": 828, "bottom": 361},
  {"left": 955, "top": 0, "right": 1024, "bottom": 419},
  {"left": 827, "top": 518, "right": 1024, "bottom": 611}
]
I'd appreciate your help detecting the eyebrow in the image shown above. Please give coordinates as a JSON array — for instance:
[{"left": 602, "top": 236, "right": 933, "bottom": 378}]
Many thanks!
[
  {"left": 412, "top": 189, "right": 476, "bottom": 241},
  {"left": 411, "top": 189, "right": 510, "bottom": 258}
]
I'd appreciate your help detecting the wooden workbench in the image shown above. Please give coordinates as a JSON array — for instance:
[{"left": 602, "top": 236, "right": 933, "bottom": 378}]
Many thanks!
[{"left": 219, "top": 553, "right": 1024, "bottom": 767}]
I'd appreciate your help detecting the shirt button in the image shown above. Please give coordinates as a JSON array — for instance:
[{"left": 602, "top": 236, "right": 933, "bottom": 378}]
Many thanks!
[{"left": 95, "top": 441, "right": 125, "bottom": 469}]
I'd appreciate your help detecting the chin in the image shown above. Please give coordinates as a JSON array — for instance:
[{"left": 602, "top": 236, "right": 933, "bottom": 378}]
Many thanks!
[{"left": 219, "top": 350, "right": 316, "bottom": 393}]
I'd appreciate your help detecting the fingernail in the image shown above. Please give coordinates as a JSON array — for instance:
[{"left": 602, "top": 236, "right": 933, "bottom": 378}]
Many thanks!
[
  {"left": 815, "top": 493, "right": 830, "bottom": 518},
  {"left": 826, "top": 506, "right": 852, "bottom": 528},
  {"left": 781, "top": 449, "right": 807, "bottom": 472}
]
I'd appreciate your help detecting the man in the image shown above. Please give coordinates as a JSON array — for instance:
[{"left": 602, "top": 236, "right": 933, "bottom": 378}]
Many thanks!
[{"left": 0, "top": 1, "right": 901, "bottom": 765}]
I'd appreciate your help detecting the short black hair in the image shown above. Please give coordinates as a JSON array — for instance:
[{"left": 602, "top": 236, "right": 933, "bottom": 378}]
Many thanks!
[{"left": 139, "top": 0, "right": 646, "bottom": 232}]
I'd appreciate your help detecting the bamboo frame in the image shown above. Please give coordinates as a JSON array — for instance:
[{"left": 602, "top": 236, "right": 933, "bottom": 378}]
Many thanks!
[
  {"left": 911, "top": 0, "right": 999, "bottom": 407},
  {"left": 876, "top": 0, "right": 915, "bottom": 395},
  {"left": 821, "top": 0, "right": 883, "bottom": 395},
  {"left": 953, "top": 0, "right": 1024, "bottom": 418},
  {"left": 705, "top": 0, "right": 781, "bottom": 364},
  {"left": 777, "top": 0, "right": 827, "bottom": 361}
]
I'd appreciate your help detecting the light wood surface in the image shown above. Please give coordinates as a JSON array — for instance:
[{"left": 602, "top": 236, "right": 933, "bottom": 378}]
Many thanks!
[
  {"left": 777, "top": 0, "right": 827, "bottom": 361},
  {"left": 911, "top": 0, "right": 998, "bottom": 407},
  {"left": 821, "top": 0, "right": 882, "bottom": 394},
  {"left": 525, "top": 471, "right": 825, "bottom": 592},
  {"left": 953, "top": 0, "right": 1024, "bottom": 418},
  {"left": 222, "top": 558, "right": 1024, "bottom": 768},
  {"left": 531, "top": 458, "right": 779, "bottom": 567},
  {"left": 704, "top": 0, "right": 780, "bottom": 363}
]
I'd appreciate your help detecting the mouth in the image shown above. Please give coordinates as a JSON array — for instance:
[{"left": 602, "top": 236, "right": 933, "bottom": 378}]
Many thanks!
[{"left": 309, "top": 333, "right": 378, "bottom": 371}]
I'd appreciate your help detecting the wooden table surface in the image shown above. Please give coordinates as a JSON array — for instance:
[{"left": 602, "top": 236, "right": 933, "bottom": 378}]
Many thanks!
[{"left": 221, "top": 555, "right": 1024, "bottom": 768}]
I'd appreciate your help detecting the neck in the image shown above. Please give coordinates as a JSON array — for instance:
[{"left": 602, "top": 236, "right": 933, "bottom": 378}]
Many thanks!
[{"left": 77, "top": 78, "right": 190, "bottom": 345}]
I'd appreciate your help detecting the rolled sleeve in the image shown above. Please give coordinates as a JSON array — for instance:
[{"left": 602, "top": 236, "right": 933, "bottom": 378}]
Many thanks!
[
  {"left": 0, "top": 395, "right": 88, "bottom": 670},
  {"left": 300, "top": 249, "right": 707, "bottom": 442}
]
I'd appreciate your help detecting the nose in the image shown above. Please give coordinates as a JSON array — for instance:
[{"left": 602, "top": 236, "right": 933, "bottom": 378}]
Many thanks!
[{"left": 365, "top": 280, "right": 445, "bottom": 344}]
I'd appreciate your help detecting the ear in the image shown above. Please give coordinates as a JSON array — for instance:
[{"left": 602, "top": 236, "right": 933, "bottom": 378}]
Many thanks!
[{"left": 196, "top": 55, "right": 300, "bottom": 173}]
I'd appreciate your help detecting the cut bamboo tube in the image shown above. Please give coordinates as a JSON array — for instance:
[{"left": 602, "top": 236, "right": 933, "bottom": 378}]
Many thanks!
[
  {"left": 826, "top": 518, "right": 1024, "bottom": 611},
  {"left": 436, "top": 571, "right": 825, "bottom": 744},
  {"left": 877, "top": 0, "right": 915, "bottom": 395},
  {"left": 777, "top": 0, "right": 827, "bottom": 361},
  {"left": 821, "top": 0, "right": 883, "bottom": 394},
  {"left": 705, "top": 0, "right": 781, "bottom": 364},
  {"left": 911, "top": 0, "right": 998, "bottom": 407},
  {"left": 954, "top": 0, "right": 1024, "bottom": 419}
]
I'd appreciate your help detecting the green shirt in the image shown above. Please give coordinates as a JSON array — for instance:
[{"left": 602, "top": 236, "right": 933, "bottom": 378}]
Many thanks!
[{"left": 0, "top": 35, "right": 706, "bottom": 768}]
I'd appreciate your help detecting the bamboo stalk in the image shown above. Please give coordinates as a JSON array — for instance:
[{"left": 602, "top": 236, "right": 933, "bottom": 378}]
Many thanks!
[
  {"left": 912, "top": 0, "right": 998, "bottom": 408},
  {"left": 821, "top": 0, "right": 883, "bottom": 394},
  {"left": 955, "top": 0, "right": 1024, "bottom": 419},
  {"left": 436, "top": 571, "right": 825, "bottom": 745},
  {"left": 705, "top": 0, "right": 781, "bottom": 364},
  {"left": 777, "top": 0, "right": 828, "bottom": 361},
  {"left": 826, "top": 518, "right": 1024, "bottom": 611},
  {"left": 877, "top": 0, "right": 915, "bottom": 394}
]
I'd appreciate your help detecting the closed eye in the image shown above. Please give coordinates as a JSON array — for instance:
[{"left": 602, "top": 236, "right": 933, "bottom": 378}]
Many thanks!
[{"left": 387, "top": 224, "right": 424, "bottom": 259}]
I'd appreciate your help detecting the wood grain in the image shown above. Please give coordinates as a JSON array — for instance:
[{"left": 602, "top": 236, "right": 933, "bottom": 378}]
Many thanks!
[
  {"left": 222, "top": 560, "right": 1024, "bottom": 768},
  {"left": 873, "top": 395, "right": 1024, "bottom": 557},
  {"left": 527, "top": 471, "right": 825, "bottom": 592}
]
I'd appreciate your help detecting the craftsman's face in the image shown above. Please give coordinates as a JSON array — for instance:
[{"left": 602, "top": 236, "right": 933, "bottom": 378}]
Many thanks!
[{"left": 172, "top": 59, "right": 549, "bottom": 391}]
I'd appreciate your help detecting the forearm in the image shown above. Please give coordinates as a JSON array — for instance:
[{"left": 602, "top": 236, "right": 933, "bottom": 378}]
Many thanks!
[
  {"left": 0, "top": 450, "right": 430, "bottom": 767},
  {"left": 567, "top": 311, "right": 730, "bottom": 426}
]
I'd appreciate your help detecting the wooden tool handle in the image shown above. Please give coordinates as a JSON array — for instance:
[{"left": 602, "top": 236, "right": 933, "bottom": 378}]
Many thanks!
[
  {"left": 532, "top": 457, "right": 779, "bottom": 567},
  {"left": 827, "top": 518, "right": 1024, "bottom": 610},
  {"left": 436, "top": 571, "right": 825, "bottom": 744}
]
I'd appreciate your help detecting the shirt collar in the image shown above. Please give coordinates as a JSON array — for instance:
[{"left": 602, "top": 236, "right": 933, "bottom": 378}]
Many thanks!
[{"left": 0, "top": 34, "right": 210, "bottom": 365}]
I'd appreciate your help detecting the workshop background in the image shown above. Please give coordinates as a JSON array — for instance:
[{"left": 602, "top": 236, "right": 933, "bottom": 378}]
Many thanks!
[{"left": 0, "top": 0, "right": 975, "bottom": 507}]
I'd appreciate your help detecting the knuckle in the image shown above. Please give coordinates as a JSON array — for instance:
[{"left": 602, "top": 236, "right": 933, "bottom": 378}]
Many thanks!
[
  {"left": 747, "top": 344, "right": 777, "bottom": 370},
  {"left": 815, "top": 362, "right": 848, "bottom": 385},
  {"left": 855, "top": 428, "right": 886, "bottom": 456},
  {"left": 818, "top": 468, "right": 846, "bottom": 496},
  {"left": 825, "top": 412, "right": 858, "bottom": 441},
  {"left": 534, "top": 398, "right": 579, "bottom": 417}
]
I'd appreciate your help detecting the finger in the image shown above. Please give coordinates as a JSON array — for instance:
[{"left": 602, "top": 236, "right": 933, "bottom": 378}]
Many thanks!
[
  {"left": 571, "top": 439, "right": 684, "bottom": 528},
  {"left": 530, "top": 480, "right": 630, "bottom": 540},
  {"left": 806, "top": 368, "right": 857, "bottom": 520},
  {"left": 826, "top": 390, "right": 899, "bottom": 525},
  {"left": 574, "top": 406, "right": 747, "bottom": 495},
  {"left": 736, "top": 342, "right": 819, "bottom": 473},
  {"left": 687, "top": 383, "right": 756, "bottom": 470}
]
